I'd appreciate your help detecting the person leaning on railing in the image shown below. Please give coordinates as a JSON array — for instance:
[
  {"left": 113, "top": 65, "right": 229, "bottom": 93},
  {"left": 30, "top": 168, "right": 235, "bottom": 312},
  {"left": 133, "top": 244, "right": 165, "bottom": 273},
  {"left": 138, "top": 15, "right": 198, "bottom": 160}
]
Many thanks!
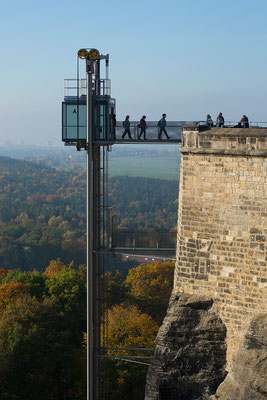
[
  {"left": 240, "top": 115, "right": 249, "bottom": 128},
  {"left": 216, "top": 112, "right": 224, "bottom": 127},
  {"left": 206, "top": 114, "right": 214, "bottom": 127}
]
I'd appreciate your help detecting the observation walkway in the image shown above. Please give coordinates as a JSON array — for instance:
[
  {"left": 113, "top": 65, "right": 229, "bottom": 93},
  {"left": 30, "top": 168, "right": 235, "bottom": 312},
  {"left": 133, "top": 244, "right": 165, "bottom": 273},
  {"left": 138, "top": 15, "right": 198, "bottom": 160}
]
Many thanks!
[
  {"left": 114, "top": 121, "right": 267, "bottom": 144},
  {"left": 112, "top": 229, "right": 177, "bottom": 257},
  {"left": 113, "top": 121, "right": 184, "bottom": 144},
  {"left": 62, "top": 119, "right": 267, "bottom": 147},
  {"left": 62, "top": 120, "right": 187, "bottom": 146}
]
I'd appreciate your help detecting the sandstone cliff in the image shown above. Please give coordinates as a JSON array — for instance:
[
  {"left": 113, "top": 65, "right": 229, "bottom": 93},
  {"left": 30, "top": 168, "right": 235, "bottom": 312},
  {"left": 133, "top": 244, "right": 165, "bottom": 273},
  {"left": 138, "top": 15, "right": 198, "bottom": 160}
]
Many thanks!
[
  {"left": 211, "top": 313, "right": 267, "bottom": 400},
  {"left": 145, "top": 293, "right": 227, "bottom": 400}
]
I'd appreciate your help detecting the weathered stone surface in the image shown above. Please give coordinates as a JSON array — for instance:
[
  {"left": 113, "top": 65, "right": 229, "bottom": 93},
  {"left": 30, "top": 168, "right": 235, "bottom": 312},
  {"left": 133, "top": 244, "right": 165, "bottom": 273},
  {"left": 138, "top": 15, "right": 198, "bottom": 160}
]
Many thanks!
[
  {"left": 145, "top": 292, "right": 227, "bottom": 400},
  {"left": 181, "top": 127, "right": 267, "bottom": 156},
  {"left": 211, "top": 313, "right": 267, "bottom": 400},
  {"left": 175, "top": 128, "right": 267, "bottom": 364}
]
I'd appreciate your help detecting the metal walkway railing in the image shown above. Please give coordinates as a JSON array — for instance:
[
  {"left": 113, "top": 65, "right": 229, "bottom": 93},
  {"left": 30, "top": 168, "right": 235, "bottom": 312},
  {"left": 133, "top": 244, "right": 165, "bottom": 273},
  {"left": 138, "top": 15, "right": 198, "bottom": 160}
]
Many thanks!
[
  {"left": 114, "top": 121, "right": 191, "bottom": 143},
  {"left": 113, "top": 121, "right": 267, "bottom": 143},
  {"left": 112, "top": 229, "right": 177, "bottom": 253}
]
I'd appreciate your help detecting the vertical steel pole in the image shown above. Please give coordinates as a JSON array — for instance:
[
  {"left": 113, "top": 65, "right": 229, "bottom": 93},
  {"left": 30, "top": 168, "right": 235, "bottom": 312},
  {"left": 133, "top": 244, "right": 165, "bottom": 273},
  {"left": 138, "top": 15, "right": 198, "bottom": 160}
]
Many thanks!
[
  {"left": 87, "top": 61, "right": 94, "bottom": 400},
  {"left": 93, "top": 144, "right": 101, "bottom": 400},
  {"left": 93, "top": 58, "right": 101, "bottom": 400},
  {"left": 87, "top": 56, "right": 105, "bottom": 400}
]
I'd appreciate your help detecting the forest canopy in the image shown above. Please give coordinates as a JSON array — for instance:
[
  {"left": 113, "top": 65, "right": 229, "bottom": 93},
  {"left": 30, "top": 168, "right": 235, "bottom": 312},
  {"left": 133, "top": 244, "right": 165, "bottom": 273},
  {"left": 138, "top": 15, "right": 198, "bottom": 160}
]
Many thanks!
[
  {"left": 0, "top": 156, "right": 178, "bottom": 271},
  {"left": 0, "top": 259, "right": 175, "bottom": 400}
]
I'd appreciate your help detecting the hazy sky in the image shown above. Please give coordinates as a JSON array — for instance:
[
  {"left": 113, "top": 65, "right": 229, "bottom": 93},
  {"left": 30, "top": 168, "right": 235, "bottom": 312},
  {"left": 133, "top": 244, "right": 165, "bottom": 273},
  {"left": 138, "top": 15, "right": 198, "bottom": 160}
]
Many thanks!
[{"left": 1, "top": 0, "right": 267, "bottom": 145}]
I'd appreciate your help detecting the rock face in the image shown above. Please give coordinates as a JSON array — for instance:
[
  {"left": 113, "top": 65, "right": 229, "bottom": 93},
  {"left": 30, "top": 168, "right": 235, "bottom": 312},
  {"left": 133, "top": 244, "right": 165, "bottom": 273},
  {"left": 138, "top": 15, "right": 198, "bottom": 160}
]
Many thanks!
[
  {"left": 211, "top": 313, "right": 267, "bottom": 400},
  {"left": 145, "top": 292, "right": 227, "bottom": 400}
]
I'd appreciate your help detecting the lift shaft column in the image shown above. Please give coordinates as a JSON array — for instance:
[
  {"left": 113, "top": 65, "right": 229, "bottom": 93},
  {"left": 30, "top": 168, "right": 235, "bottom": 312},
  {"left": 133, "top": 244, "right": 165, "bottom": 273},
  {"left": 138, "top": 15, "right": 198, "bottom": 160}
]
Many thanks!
[{"left": 87, "top": 63, "right": 101, "bottom": 400}]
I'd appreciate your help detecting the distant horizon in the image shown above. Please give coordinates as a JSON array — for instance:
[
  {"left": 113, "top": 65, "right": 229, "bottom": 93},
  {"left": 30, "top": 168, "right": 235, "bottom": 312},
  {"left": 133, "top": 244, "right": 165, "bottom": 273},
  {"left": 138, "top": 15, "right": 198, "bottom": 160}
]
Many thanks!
[{"left": 1, "top": 0, "right": 266, "bottom": 146}]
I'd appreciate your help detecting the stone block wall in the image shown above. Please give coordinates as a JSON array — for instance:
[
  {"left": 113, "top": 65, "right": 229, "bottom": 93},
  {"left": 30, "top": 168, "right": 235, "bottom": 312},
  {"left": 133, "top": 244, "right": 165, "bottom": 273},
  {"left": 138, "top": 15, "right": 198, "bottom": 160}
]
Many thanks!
[{"left": 174, "top": 127, "right": 267, "bottom": 366}]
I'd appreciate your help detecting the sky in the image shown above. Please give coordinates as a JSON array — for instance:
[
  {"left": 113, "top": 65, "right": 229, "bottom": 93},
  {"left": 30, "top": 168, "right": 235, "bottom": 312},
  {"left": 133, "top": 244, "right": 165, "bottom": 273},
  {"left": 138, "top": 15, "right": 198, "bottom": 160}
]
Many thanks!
[{"left": 0, "top": 0, "right": 267, "bottom": 145}]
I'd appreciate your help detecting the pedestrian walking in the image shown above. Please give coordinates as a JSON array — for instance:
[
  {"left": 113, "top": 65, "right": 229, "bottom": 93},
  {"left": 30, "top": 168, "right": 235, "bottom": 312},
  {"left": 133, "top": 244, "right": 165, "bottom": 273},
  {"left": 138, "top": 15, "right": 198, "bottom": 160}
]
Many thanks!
[
  {"left": 138, "top": 116, "right": 147, "bottom": 140},
  {"left": 121, "top": 115, "right": 132, "bottom": 139},
  {"left": 157, "top": 113, "right": 171, "bottom": 140}
]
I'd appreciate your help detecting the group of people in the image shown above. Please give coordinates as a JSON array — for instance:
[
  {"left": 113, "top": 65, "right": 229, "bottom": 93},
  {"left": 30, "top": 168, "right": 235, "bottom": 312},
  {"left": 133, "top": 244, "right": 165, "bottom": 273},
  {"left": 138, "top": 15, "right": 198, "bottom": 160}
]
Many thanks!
[
  {"left": 111, "top": 112, "right": 251, "bottom": 142},
  {"left": 206, "top": 113, "right": 249, "bottom": 128},
  {"left": 121, "top": 114, "right": 171, "bottom": 141}
]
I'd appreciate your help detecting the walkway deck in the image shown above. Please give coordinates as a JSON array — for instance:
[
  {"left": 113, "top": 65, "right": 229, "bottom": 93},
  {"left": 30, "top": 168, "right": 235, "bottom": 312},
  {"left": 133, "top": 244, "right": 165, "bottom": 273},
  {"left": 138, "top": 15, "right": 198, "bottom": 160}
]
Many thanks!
[{"left": 113, "top": 121, "right": 184, "bottom": 143}]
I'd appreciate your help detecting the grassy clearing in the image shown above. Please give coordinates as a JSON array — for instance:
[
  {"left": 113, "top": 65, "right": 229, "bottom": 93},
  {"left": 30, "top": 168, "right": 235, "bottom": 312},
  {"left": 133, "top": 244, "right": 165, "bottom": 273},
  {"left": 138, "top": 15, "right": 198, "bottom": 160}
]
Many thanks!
[{"left": 109, "top": 156, "right": 180, "bottom": 179}]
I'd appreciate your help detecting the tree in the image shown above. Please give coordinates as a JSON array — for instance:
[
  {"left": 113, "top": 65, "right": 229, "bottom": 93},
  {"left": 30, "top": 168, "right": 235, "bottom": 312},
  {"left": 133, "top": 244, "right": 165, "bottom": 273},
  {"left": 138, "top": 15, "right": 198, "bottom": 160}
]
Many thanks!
[
  {"left": 46, "top": 266, "right": 87, "bottom": 336},
  {"left": 104, "top": 305, "right": 159, "bottom": 400},
  {"left": 0, "top": 267, "right": 9, "bottom": 282},
  {"left": 2, "top": 270, "right": 47, "bottom": 299},
  {"left": 44, "top": 258, "right": 72, "bottom": 278},
  {"left": 0, "top": 282, "right": 29, "bottom": 310},
  {"left": 104, "top": 270, "right": 128, "bottom": 308},
  {"left": 0, "top": 296, "right": 82, "bottom": 400},
  {"left": 107, "top": 304, "right": 158, "bottom": 350},
  {"left": 125, "top": 261, "right": 175, "bottom": 322}
]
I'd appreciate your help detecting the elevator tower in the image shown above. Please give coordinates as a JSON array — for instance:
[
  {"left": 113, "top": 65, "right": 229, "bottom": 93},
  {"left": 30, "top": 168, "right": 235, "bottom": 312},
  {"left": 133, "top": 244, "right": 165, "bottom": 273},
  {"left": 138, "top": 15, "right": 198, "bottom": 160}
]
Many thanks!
[{"left": 62, "top": 48, "right": 116, "bottom": 400}]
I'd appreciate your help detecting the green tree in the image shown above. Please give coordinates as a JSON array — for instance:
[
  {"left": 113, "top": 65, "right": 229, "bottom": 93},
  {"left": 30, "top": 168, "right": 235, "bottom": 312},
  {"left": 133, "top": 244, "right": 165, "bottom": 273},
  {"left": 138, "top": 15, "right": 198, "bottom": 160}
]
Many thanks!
[
  {"left": 0, "top": 296, "right": 82, "bottom": 400},
  {"left": 2, "top": 269, "right": 47, "bottom": 299},
  {"left": 46, "top": 266, "right": 87, "bottom": 336},
  {"left": 104, "top": 270, "right": 128, "bottom": 308}
]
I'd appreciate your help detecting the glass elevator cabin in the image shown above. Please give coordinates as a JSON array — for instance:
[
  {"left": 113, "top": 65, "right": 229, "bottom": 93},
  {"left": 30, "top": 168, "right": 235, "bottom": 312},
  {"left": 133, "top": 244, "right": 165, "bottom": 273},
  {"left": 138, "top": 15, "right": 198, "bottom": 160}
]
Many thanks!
[{"left": 62, "top": 73, "right": 116, "bottom": 146}]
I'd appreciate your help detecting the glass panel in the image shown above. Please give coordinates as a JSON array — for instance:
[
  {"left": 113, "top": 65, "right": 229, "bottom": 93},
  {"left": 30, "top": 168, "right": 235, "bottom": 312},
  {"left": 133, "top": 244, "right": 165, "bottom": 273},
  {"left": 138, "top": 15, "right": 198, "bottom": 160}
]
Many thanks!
[
  {"left": 66, "top": 104, "right": 78, "bottom": 126},
  {"left": 93, "top": 100, "right": 108, "bottom": 140},
  {"left": 100, "top": 104, "right": 106, "bottom": 140},
  {"left": 78, "top": 126, "right": 86, "bottom": 140},
  {"left": 78, "top": 104, "right": 86, "bottom": 127},
  {"left": 62, "top": 102, "right": 86, "bottom": 141}
]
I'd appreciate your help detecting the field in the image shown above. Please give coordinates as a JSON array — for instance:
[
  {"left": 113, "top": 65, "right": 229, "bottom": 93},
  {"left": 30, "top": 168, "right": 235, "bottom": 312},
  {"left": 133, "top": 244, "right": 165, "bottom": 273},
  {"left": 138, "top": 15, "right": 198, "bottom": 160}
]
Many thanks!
[{"left": 109, "top": 156, "right": 180, "bottom": 179}]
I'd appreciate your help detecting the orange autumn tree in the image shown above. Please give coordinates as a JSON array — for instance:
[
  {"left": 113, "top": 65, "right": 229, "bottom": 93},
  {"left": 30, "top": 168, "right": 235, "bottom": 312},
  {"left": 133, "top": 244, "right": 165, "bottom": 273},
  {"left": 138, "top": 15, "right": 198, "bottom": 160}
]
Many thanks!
[
  {"left": 83, "top": 304, "right": 158, "bottom": 356},
  {"left": 106, "top": 304, "right": 158, "bottom": 354},
  {"left": 44, "top": 258, "right": 74, "bottom": 279},
  {"left": 103, "top": 305, "right": 159, "bottom": 400},
  {"left": 0, "top": 282, "right": 29, "bottom": 310},
  {"left": 0, "top": 268, "right": 9, "bottom": 282},
  {"left": 125, "top": 261, "right": 175, "bottom": 323}
]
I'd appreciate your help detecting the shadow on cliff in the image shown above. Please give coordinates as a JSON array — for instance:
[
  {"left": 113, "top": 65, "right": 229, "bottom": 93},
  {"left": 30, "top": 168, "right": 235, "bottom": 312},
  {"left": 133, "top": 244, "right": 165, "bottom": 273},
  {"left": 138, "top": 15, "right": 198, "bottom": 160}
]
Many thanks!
[
  {"left": 211, "top": 313, "right": 267, "bottom": 400},
  {"left": 144, "top": 292, "right": 227, "bottom": 400}
]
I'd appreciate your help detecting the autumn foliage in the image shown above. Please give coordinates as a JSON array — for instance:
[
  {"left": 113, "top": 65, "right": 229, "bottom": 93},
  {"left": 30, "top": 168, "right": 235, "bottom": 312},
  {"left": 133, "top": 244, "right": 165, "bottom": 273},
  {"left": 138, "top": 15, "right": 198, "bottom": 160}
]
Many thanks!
[
  {"left": 0, "top": 281, "right": 29, "bottom": 310},
  {"left": 126, "top": 261, "right": 175, "bottom": 322},
  {"left": 0, "top": 258, "right": 174, "bottom": 400},
  {"left": 107, "top": 304, "right": 159, "bottom": 351},
  {"left": 45, "top": 258, "right": 74, "bottom": 278}
]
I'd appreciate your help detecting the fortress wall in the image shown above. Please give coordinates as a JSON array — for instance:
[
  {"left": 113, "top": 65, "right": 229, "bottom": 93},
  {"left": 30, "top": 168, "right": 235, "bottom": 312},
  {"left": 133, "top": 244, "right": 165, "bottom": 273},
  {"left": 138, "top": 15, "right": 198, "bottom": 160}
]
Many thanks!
[{"left": 174, "top": 127, "right": 267, "bottom": 365}]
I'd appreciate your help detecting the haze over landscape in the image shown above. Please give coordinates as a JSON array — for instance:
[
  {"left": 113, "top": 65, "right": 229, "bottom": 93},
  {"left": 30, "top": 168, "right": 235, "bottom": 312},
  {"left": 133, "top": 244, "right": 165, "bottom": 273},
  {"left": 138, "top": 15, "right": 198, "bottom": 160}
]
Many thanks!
[{"left": 1, "top": 0, "right": 267, "bottom": 146}]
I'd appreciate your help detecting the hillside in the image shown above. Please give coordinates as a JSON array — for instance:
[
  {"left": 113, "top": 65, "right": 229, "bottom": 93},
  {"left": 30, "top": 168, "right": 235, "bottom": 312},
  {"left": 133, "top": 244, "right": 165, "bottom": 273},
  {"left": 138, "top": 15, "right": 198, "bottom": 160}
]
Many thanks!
[{"left": 0, "top": 156, "right": 179, "bottom": 270}]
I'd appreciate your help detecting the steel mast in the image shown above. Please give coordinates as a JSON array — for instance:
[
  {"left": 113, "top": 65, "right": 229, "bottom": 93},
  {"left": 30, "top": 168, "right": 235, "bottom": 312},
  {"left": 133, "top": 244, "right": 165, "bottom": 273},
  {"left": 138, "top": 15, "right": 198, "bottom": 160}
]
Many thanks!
[
  {"left": 62, "top": 48, "right": 116, "bottom": 400},
  {"left": 85, "top": 49, "right": 109, "bottom": 400}
]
